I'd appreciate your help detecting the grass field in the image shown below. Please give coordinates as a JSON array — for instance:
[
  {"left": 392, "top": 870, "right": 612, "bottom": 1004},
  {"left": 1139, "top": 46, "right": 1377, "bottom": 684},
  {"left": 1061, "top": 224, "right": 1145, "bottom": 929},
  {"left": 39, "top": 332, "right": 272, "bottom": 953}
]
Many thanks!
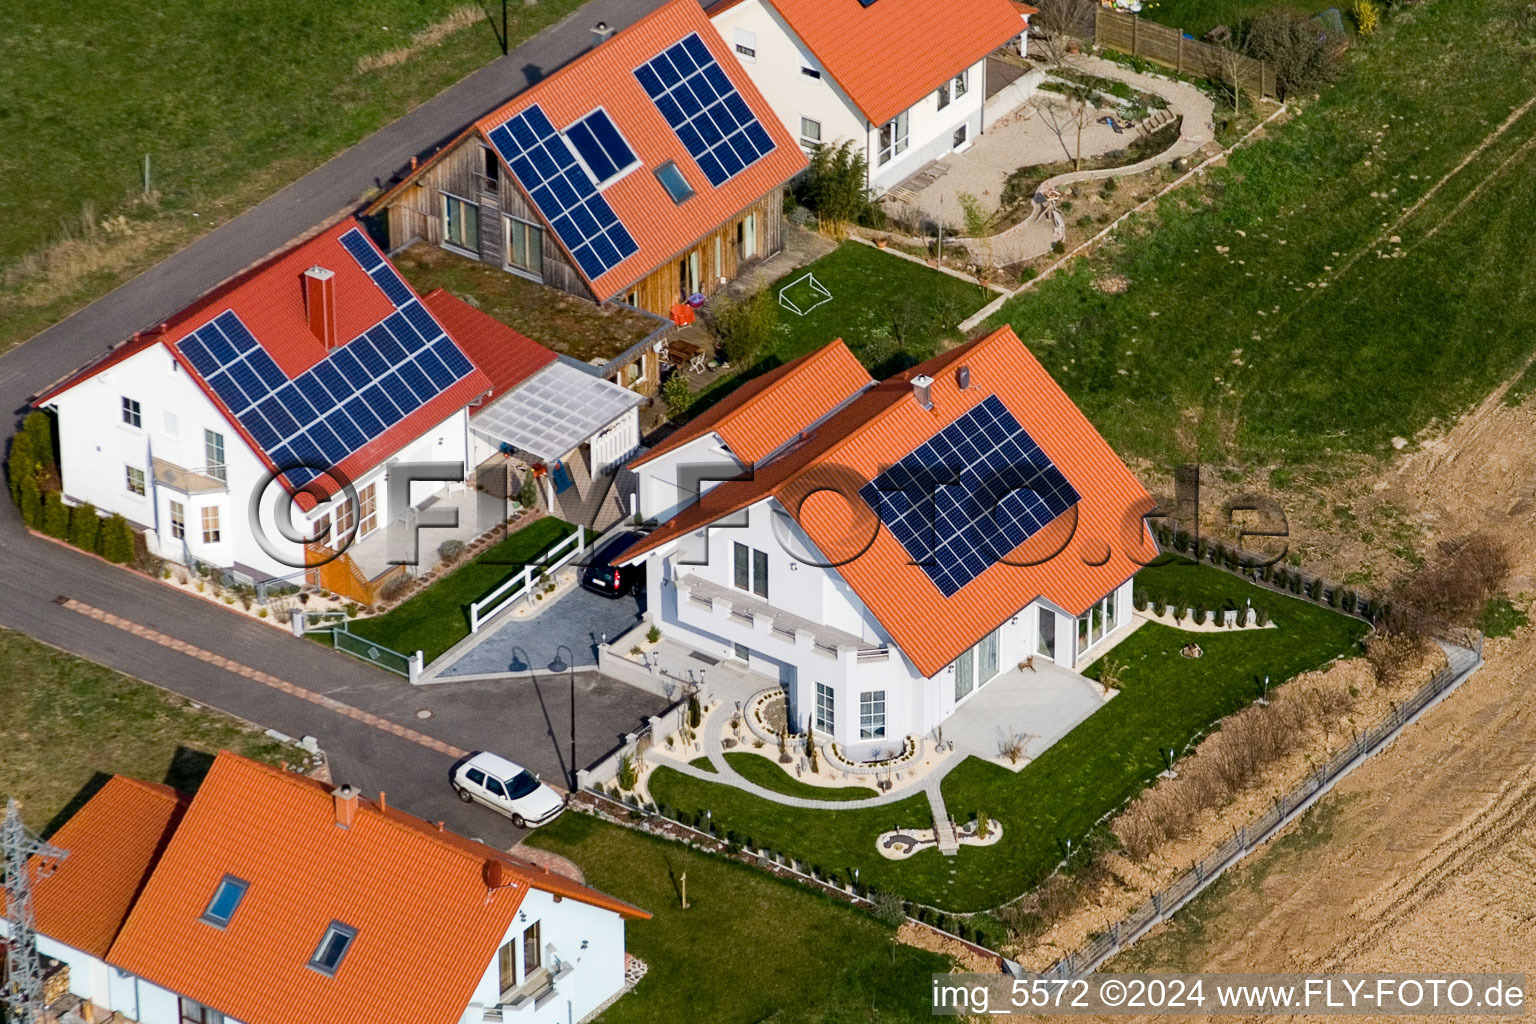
[
  {"left": 649, "top": 561, "right": 1364, "bottom": 911},
  {"left": 723, "top": 751, "right": 879, "bottom": 802},
  {"left": 524, "top": 813, "right": 948, "bottom": 1023},
  {"left": 1135, "top": 0, "right": 1308, "bottom": 35},
  {"left": 0, "top": 0, "right": 588, "bottom": 354},
  {"left": 0, "top": 628, "right": 297, "bottom": 835},
  {"left": 987, "top": 0, "right": 1536, "bottom": 468},
  {"left": 346, "top": 516, "right": 576, "bottom": 661}
]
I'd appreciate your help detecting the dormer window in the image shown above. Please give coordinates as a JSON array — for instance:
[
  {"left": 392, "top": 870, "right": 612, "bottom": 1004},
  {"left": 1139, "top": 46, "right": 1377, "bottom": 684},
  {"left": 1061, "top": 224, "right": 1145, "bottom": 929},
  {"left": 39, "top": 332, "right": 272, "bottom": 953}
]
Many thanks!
[
  {"left": 200, "top": 875, "right": 249, "bottom": 928},
  {"left": 308, "top": 921, "right": 357, "bottom": 976}
]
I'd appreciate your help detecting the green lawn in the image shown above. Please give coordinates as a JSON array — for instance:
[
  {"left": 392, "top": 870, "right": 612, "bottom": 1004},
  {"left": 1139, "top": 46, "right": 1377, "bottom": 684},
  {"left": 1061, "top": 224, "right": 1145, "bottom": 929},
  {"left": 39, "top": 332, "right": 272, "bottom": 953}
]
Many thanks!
[
  {"left": 987, "top": 0, "right": 1536, "bottom": 468},
  {"left": 0, "top": 0, "right": 590, "bottom": 354},
  {"left": 1134, "top": 0, "right": 1313, "bottom": 36},
  {"left": 692, "top": 242, "right": 993, "bottom": 411},
  {"left": 346, "top": 517, "right": 577, "bottom": 661},
  {"left": 723, "top": 751, "right": 879, "bottom": 802},
  {"left": 524, "top": 813, "right": 948, "bottom": 1023},
  {"left": 650, "top": 561, "right": 1365, "bottom": 912},
  {"left": 0, "top": 628, "right": 299, "bottom": 835}
]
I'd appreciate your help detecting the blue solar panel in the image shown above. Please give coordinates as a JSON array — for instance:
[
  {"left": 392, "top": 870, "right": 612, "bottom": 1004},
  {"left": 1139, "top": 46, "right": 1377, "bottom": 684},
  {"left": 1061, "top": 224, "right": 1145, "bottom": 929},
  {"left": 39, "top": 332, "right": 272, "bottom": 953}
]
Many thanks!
[
  {"left": 169, "top": 230, "right": 478, "bottom": 483},
  {"left": 565, "top": 109, "right": 637, "bottom": 184},
  {"left": 485, "top": 104, "right": 639, "bottom": 282},
  {"left": 339, "top": 229, "right": 383, "bottom": 271},
  {"left": 858, "top": 395, "right": 1081, "bottom": 598},
  {"left": 635, "top": 33, "right": 777, "bottom": 187}
]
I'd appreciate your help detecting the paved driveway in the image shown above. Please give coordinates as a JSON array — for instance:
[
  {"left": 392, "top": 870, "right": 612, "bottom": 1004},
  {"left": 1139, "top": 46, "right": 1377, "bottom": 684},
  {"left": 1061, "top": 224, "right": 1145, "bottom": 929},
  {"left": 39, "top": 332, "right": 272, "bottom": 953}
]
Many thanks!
[{"left": 434, "top": 583, "right": 646, "bottom": 679}]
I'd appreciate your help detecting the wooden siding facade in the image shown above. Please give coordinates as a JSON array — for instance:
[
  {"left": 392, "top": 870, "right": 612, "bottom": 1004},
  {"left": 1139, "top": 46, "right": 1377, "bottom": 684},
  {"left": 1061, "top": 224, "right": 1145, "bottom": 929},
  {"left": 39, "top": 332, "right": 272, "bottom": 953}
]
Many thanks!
[{"left": 380, "top": 133, "right": 786, "bottom": 313}]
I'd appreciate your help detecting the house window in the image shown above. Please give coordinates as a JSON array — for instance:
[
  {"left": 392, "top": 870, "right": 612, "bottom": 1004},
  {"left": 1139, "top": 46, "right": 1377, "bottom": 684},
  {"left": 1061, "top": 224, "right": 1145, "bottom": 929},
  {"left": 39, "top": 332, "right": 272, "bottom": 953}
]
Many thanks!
[
  {"left": 483, "top": 146, "right": 500, "bottom": 191},
  {"left": 204, "top": 429, "right": 226, "bottom": 482},
  {"left": 1038, "top": 607, "right": 1056, "bottom": 658},
  {"left": 505, "top": 216, "right": 543, "bottom": 275},
  {"left": 332, "top": 494, "right": 357, "bottom": 544},
  {"left": 126, "top": 465, "right": 146, "bottom": 496},
  {"left": 859, "top": 691, "right": 886, "bottom": 740},
  {"left": 179, "top": 997, "right": 223, "bottom": 1024},
  {"left": 308, "top": 921, "right": 357, "bottom": 977},
  {"left": 357, "top": 482, "right": 378, "bottom": 538},
  {"left": 200, "top": 875, "right": 249, "bottom": 928},
  {"left": 163, "top": 411, "right": 179, "bottom": 438},
  {"left": 953, "top": 69, "right": 970, "bottom": 99},
  {"left": 937, "top": 80, "right": 951, "bottom": 110},
  {"left": 654, "top": 161, "right": 695, "bottom": 204},
  {"left": 735, "top": 213, "right": 757, "bottom": 261},
  {"left": 953, "top": 124, "right": 968, "bottom": 149},
  {"left": 799, "top": 117, "right": 822, "bottom": 149},
  {"left": 522, "top": 920, "right": 542, "bottom": 977},
  {"left": 958, "top": 627, "right": 1000, "bottom": 700},
  {"left": 201, "top": 506, "right": 222, "bottom": 544},
  {"left": 733, "top": 27, "right": 756, "bottom": 60},
  {"left": 498, "top": 939, "right": 517, "bottom": 996},
  {"left": 877, "top": 111, "right": 909, "bottom": 165},
  {"left": 732, "top": 543, "right": 768, "bottom": 599},
  {"left": 800, "top": 65, "right": 821, "bottom": 79},
  {"left": 122, "top": 396, "right": 142, "bottom": 428},
  {"left": 815, "top": 682, "right": 835, "bottom": 733},
  {"left": 170, "top": 500, "right": 186, "bottom": 540},
  {"left": 443, "top": 193, "right": 480, "bottom": 253},
  {"left": 733, "top": 642, "right": 751, "bottom": 662}
]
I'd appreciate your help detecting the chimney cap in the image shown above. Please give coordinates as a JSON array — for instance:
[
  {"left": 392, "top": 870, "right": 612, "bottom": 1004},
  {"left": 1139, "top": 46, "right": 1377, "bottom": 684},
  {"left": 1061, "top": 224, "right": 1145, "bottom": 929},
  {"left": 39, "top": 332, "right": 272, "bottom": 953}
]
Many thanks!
[
  {"left": 332, "top": 782, "right": 356, "bottom": 798},
  {"left": 304, "top": 265, "right": 335, "bottom": 281},
  {"left": 910, "top": 374, "right": 935, "bottom": 411}
]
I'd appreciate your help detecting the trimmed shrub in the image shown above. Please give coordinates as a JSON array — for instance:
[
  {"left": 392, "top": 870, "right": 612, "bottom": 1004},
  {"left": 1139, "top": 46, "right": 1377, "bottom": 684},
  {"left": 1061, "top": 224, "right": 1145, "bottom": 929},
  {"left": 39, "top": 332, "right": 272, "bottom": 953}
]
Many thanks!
[
  {"left": 22, "top": 411, "right": 56, "bottom": 474},
  {"left": 519, "top": 469, "right": 538, "bottom": 510},
  {"left": 69, "top": 502, "right": 100, "bottom": 552},
  {"left": 40, "top": 491, "right": 69, "bottom": 539},
  {"left": 8, "top": 430, "right": 35, "bottom": 506},
  {"left": 17, "top": 470, "right": 41, "bottom": 529},
  {"left": 646, "top": 624, "right": 661, "bottom": 644},
  {"left": 711, "top": 289, "right": 778, "bottom": 368},
  {"left": 661, "top": 374, "right": 694, "bottom": 417},
  {"left": 1327, "top": 585, "right": 1341, "bottom": 607},
  {"left": 617, "top": 753, "right": 638, "bottom": 791},
  {"left": 99, "top": 514, "right": 135, "bottom": 563},
  {"left": 687, "top": 692, "right": 702, "bottom": 729},
  {"left": 438, "top": 539, "right": 466, "bottom": 564},
  {"left": 1307, "top": 578, "right": 1324, "bottom": 601},
  {"left": 1290, "top": 573, "right": 1304, "bottom": 594}
]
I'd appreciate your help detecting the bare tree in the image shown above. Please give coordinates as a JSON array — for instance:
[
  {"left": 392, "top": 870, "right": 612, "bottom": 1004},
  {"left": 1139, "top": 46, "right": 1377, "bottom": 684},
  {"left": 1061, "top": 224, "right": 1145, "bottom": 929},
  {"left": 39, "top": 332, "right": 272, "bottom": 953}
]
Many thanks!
[
  {"left": 1030, "top": 0, "right": 1087, "bottom": 69},
  {"left": 1205, "top": 22, "right": 1255, "bottom": 117},
  {"left": 1032, "top": 82, "right": 1099, "bottom": 170}
]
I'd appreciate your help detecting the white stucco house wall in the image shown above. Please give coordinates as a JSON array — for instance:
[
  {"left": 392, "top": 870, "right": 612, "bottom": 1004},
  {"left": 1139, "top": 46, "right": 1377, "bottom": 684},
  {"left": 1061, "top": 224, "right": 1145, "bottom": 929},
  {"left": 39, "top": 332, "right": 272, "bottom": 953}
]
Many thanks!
[
  {"left": 622, "top": 328, "right": 1155, "bottom": 758},
  {"left": 34, "top": 218, "right": 493, "bottom": 586},
  {"left": 707, "top": 0, "right": 1027, "bottom": 191},
  {"left": 3, "top": 754, "right": 646, "bottom": 1024}
]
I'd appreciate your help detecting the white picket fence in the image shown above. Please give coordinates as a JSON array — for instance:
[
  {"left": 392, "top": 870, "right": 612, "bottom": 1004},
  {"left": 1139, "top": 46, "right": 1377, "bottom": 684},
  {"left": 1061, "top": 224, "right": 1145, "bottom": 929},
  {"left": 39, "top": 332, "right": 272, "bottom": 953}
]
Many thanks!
[{"left": 467, "top": 527, "right": 591, "bottom": 634}]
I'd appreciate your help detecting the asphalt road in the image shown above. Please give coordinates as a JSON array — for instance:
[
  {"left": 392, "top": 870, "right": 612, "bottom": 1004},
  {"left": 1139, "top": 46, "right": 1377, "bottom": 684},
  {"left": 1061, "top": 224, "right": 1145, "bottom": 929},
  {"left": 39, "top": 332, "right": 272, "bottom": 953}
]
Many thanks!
[
  {"left": 6, "top": 0, "right": 673, "bottom": 412},
  {"left": 0, "top": 0, "right": 679, "bottom": 846}
]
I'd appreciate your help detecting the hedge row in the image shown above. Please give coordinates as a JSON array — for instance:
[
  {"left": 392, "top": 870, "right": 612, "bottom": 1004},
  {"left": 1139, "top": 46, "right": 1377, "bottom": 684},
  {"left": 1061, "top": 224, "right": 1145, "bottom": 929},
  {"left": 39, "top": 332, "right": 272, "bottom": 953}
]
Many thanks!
[{"left": 9, "top": 412, "right": 135, "bottom": 564}]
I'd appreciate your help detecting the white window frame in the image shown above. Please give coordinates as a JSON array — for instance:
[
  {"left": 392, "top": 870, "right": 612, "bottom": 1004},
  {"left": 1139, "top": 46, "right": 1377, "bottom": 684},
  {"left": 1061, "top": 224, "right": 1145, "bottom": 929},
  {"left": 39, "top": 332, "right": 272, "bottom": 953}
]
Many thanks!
[
  {"left": 125, "top": 465, "right": 146, "bottom": 496},
  {"left": 800, "top": 65, "right": 821, "bottom": 79},
  {"left": 815, "top": 682, "right": 835, "bottom": 733},
  {"left": 877, "top": 111, "right": 909, "bottom": 166},
  {"left": 799, "top": 116, "right": 822, "bottom": 149},
  {"left": 732, "top": 542, "right": 768, "bottom": 600},
  {"left": 204, "top": 429, "right": 226, "bottom": 483},
  {"left": 733, "top": 27, "right": 757, "bottom": 61},
  {"left": 562, "top": 108, "right": 641, "bottom": 190},
  {"left": 953, "top": 68, "right": 970, "bottom": 99},
  {"left": 201, "top": 506, "right": 222, "bottom": 545},
  {"left": 441, "top": 191, "right": 480, "bottom": 255},
  {"left": 356, "top": 482, "right": 378, "bottom": 539},
  {"left": 859, "top": 691, "right": 886, "bottom": 740},
  {"left": 162, "top": 410, "right": 179, "bottom": 438},
  {"left": 170, "top": 500, "right": 186, "bottom": 540},
  {"left": 937, "top": 81, "right": 951, "bottom": 110},
  {"left": 121, "top": 396, "right": 142, "bottom": 428}
]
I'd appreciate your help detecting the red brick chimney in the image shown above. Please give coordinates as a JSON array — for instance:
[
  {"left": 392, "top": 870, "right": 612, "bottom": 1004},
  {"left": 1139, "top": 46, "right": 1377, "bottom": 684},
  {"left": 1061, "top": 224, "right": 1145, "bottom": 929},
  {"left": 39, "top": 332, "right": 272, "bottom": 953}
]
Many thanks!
[
  {"left": 304, "top": 266, "right": 338, "bottom": 348},
  {"left": 332, "top": 783, "right": 358, "bottom": 829}
]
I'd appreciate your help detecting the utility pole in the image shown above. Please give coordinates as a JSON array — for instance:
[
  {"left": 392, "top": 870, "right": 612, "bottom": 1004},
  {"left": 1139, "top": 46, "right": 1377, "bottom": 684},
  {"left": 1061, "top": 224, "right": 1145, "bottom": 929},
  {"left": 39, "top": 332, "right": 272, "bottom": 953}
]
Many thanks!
[{"left": 3, "top": 798, "right": 69, "bottom": 1024}]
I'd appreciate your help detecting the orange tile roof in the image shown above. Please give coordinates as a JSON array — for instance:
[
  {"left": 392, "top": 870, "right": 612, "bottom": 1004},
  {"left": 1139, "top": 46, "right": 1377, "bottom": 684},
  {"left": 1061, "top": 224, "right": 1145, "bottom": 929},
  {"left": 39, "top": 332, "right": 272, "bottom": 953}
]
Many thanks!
[
  {"left": 3, "top": 777, "right": 186, "bottom": 959},
  {"left": 631, "top": 340, "right": 872, "bottom": 468},
  {"left": 470, "top": 0, "right": 807, "bottom": 301},
  {"left": 422, "top": 289, "right": 558, "bottom": 402},
  {"left": 106, "top": 753, "right": 645, "bottom": 1024},
  {"left": 726, "top": 0, "right": 1026, "bottom": 127},
  {"left": 35, "top": 221, "right": 493, "bottom": 503},
  {"left": 625, "top": 326, "right": 1156, "bottom": 677}
]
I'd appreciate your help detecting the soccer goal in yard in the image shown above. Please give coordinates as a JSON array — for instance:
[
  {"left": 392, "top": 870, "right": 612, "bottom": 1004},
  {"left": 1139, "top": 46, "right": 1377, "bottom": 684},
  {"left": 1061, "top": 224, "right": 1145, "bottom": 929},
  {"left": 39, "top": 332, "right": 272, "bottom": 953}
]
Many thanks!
[{"left": 777, "top": 272, "right": 833, "bottom": 316}]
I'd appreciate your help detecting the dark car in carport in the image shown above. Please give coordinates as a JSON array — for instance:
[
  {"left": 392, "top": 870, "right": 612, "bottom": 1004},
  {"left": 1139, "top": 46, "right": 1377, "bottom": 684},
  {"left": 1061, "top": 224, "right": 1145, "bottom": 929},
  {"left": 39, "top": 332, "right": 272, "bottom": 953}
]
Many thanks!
[{"left": 580, "top": 531, "right": 647, "bottom": 597}]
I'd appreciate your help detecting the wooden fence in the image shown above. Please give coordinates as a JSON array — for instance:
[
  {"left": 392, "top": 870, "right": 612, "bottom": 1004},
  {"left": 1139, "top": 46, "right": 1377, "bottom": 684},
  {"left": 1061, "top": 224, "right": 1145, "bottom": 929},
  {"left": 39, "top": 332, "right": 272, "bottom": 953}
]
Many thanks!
[{"left": 1093, "top": 7, "right": 1276, "bottom": 98}]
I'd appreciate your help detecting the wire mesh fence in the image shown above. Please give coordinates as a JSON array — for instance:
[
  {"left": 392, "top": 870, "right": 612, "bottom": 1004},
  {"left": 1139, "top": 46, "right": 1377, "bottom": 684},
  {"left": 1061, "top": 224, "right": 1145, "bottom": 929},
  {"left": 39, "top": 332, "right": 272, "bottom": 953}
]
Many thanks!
[
  {"left": 332, "top": 626, "right": 414, "bottom": 678},
  {"left": 1040, "top": 638, "right": 1482, "bottom": 980}
]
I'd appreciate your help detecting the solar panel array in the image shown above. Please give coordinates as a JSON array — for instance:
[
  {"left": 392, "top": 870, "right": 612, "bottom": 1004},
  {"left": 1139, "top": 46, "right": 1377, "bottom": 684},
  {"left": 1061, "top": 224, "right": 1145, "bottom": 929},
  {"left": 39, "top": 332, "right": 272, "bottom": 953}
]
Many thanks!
[
  {"left": 635, "top": 32, "right": 776, "bottom": 188},
  {"left": 486, "top": 105, "right": 640, "bottom": 281},
  {"left": 175, "top": 228, "right": 477, "bottom": 488},
  {"left": 858, "top": 395, "right": 1081, "bottom": 598}
]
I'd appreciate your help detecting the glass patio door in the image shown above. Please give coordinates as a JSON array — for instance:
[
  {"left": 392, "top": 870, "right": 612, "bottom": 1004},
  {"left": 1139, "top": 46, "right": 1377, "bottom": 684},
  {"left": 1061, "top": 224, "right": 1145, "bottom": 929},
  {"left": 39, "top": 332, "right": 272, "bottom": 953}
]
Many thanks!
[{"left": 954, "top": 647, "right": 975, "bottom": 701}]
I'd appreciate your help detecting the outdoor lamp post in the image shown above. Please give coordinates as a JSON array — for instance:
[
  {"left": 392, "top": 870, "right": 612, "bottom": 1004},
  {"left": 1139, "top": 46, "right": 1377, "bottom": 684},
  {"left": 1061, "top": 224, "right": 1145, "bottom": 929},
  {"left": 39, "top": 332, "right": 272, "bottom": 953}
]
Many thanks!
[{"left": 552, "top": 644, "right": 578, "bottom": 790}]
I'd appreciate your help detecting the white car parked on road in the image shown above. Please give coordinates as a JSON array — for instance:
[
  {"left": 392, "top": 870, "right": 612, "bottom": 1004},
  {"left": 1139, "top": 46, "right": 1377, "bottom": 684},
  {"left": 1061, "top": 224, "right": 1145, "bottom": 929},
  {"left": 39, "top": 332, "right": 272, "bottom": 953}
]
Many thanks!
[{"left": 452, "top": 752, "right": 565, "bottom": 828}]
